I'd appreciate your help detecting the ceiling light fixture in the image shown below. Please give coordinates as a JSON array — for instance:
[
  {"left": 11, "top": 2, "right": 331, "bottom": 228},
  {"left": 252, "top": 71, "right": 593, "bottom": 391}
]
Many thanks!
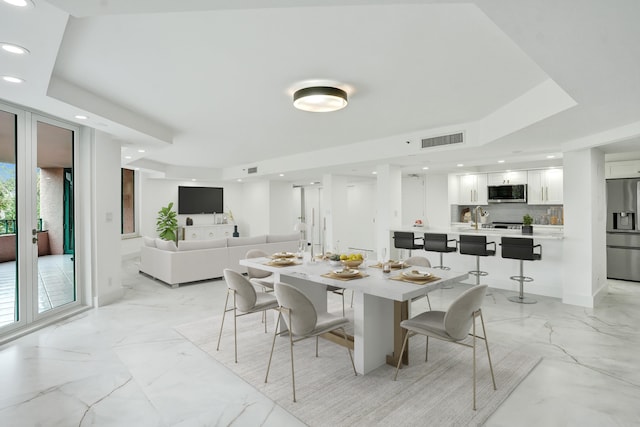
[
  {"left": 124, "top": 156, "right": 132, "bottom": 159},
  {"left": 137, "top": 149, "right": 145, "bottom": 153},
  {"left": 422, "top": 166, "right": 429, "bottom": 170},
  {"left": 279, "top": 173, "right": 284, "bottom": 177},
  {"left": 546, "top": 155, "right": 556, "bottom": 159},
  {"left": 1, "top": 43, "right": 29, "bottom": 55},
  {"left": 3, "top": 0, "right": 34, "bottom": 7},
  {"left": 457, "top": 163, "right": 464, "bottom": 167},
  {"left": 2, "top": 75, "right": 24, "bottom": 83},
  {"left": 293, "top": 86, "right": 348, "bottom": 112},
  {"left": 498, "top": 160, "right": 505, "bottom": 163},
  {"left": 75, "top": 115, "right": 88, "bottom": 120}
]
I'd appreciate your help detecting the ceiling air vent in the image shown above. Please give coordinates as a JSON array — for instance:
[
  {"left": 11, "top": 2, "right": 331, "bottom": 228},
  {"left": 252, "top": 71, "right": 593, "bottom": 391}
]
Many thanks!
[
  {"left": 421, "top": 132, "right": 464, "bottom": 149},
  {"left": 247, "top": 166, "right": 258, "bottom": 174}
]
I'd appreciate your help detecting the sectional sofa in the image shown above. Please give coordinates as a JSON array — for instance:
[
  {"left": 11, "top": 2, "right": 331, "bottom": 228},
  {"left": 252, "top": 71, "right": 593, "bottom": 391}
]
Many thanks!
[{"left": 139, "top": 233, "right": 299, "bottom": 287}]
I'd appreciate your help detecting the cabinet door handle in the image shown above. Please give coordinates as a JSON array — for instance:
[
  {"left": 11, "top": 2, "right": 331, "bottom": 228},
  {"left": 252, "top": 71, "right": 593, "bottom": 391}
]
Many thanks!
[{"left": 470, "top": 190, "right": 473, "bottom": 201}]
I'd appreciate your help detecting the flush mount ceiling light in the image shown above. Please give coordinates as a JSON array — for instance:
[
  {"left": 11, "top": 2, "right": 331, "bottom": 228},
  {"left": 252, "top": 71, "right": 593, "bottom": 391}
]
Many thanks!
[
  {"left": 3, "top": 0, "right": 34, "bottom": 7},
  {"left": 2, "top": 75, "right": 24, "bottom": 83},
  {"left": 293, "top": 86, "right": 348, "bottom": 112},
  {"left": 1, "top": 43, "right": 29, "bottom": 55}
]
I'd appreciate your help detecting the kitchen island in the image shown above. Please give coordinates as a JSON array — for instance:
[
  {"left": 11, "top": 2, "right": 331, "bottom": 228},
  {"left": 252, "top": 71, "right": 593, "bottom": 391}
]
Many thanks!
[{"left": 391, "top": 224, "right": 564, "bottom": 299}]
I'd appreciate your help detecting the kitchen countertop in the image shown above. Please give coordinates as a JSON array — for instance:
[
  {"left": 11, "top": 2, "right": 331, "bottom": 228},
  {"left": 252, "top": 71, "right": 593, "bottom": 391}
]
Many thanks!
[{"left": 395, "top": 224, "right": 564, "bottom": 240}]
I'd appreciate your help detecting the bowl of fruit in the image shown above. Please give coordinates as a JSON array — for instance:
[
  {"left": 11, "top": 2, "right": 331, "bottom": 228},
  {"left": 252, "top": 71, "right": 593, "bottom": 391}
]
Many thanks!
[{"left": 340, "top": 253, "right": 363, "bottom": 268}]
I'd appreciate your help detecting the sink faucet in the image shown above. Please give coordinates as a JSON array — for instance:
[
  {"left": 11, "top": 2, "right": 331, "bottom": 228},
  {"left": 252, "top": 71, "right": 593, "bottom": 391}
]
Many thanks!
[{"left": 474, "top": 206, "right": 484, "bottom": 230}]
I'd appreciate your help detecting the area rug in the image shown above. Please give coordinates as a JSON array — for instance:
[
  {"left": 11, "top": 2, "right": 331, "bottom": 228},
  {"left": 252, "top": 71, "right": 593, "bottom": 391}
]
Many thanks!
[{"left": 175, "top": 311, "right": 540, "bottom": 427}]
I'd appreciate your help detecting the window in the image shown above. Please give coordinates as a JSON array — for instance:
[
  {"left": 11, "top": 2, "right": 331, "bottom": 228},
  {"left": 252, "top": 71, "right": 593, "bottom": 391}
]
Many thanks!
[{"left": 121, "top": 168, "right": 135, "bottom": 234}]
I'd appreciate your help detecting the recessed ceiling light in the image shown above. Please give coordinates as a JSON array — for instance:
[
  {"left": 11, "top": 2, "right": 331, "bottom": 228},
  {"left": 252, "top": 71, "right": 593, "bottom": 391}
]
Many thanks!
[
  {"left": 75, "top": 115, "right": 88, "bottom": 120},
  {"left": 546, "top": 155, "right": 556, "bottom": 159},
  {"left": 237, "top": 179, "right": 242, "bottom": 182},
  {"left": 1, "top": 43, "right": 29, "bottom": 55},
  {"left": 422, "top": 166, "right": 429, "bottom": 170},
  {"left": 498, "top": 160, "right": 505, "bottom": 163},
  {"left": 137, "top": 149, "right": 145, "bottom": 153},
  {"left": 3, "top": 0, "right": 34, "bottom": 7},
  {"left": 191, "top": 179, "right": 196, "bottom": 182},
  {"left": 2, "top": 75, "right": 24, "bottom": 83},
  {"left": 124, "top": 156, "right": 132, "bottom": 159},
  {"left": 457, "top": 164, "right": 464, "bottom": 167},
  {"left": 371, "top": 171, "right": 377, "bottom": 175},
  {"left": 279, "top": 173, "right": 284, "bottom": 177}
]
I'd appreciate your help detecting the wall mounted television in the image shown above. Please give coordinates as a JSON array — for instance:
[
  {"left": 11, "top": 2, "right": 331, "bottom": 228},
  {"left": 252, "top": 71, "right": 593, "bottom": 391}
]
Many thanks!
[{"left": 178, "top": 186, "right": 224, "bottom": 214}]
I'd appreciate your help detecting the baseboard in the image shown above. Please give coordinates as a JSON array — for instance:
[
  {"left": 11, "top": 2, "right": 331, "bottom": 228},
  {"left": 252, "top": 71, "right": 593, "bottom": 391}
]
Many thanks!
[
  {"left": 93, "top": 287, "right": 125, "bottom": 307},
  {"left": 562, "top": 292, "right": 595, "bottom": 308}
]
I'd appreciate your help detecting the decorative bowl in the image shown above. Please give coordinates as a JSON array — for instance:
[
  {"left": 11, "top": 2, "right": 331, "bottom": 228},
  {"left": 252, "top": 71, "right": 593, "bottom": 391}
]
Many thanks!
[{"left": 342, "top": 259, "right": 363, "bottom": 268}]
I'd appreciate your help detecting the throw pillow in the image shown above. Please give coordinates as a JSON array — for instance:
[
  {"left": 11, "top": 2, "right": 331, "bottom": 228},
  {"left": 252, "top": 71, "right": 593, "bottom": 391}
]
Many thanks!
[{"left": 155, "top": 238, "right": 177, "bottom": 252}]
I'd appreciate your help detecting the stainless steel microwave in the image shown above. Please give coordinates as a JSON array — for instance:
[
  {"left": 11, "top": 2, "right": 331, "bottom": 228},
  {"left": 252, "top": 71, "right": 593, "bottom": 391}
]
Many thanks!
[{"left": 488, "top": 184, "right": 527, "bottom": 203}]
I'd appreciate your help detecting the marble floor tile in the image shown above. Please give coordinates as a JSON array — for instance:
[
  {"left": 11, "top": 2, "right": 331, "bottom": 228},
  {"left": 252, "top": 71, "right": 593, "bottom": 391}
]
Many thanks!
[{"left": 0, "top": 260, "right": 639, "bottom": 426}]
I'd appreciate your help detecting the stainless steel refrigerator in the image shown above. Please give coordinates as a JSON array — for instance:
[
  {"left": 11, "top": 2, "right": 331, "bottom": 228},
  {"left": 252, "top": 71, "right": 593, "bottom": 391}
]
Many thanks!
[{"left": 606, "top": 178, "right": 640, "bottom": 281}]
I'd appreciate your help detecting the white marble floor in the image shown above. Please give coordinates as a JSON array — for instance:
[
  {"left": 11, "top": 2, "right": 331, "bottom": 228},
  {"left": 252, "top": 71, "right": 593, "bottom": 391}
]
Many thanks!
[{"left": 0, "top": 259, "right": 639, "bottom": 426}]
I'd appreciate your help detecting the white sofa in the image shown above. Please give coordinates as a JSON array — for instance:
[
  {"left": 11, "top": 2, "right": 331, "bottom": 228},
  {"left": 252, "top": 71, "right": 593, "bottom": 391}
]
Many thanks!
[{"left": 139, "top": 233, "right": 299, "bottom": 287}]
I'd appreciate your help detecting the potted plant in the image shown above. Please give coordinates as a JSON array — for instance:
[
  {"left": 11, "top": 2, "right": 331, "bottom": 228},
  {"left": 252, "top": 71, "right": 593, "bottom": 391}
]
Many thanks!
[
  {"left": 156, "top": 202, "right": 178, "bottom": 241},
  {"left": 522, "top": 214, "right": 534, "bottom": 235}
]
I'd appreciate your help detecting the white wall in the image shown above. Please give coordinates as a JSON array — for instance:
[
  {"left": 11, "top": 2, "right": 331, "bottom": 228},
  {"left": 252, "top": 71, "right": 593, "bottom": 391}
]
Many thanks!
[
  {"left": 346, "top": 181, "right": 376, "bottom": 252},
  {"left": 91, "top": 130, "right": 124, "bottom": 306},
  {"left": 402, "top": 175, "right": 425, "bottom": 226},
  {"left": 425, "top": 173, "right": 451, "bottom": 228},
  {"left": 268, "top": 181, "right": 295, "bottom": 235},
  {"left": 242, "top": 181, "right": 270, "bottom": 236}
]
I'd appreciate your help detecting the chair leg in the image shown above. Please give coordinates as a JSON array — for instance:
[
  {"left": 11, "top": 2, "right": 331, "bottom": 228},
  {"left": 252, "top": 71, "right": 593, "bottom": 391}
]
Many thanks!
[
  {"left": 316, "top": 336, "right": 319, "bottom": 357},
  {"left": 425, "top": 336, "right": 429, "bottom": 362},
  {"left": 263, "top": 309, "right": 268, "bottom": 333},
  {"left": 233, "top": 292, "right": 238, "bottom": 364},
  {"left": 480, "top": 311, "right": 497, "bottom": 391},
  {"left": 288, "top": 311, "right": 297, "bottom": 402},
  {"left": 426, "top": 294, "right": 432, "bottom": 310},
  {"left": 393, "top": 331, "right": 410, "bottom": 381},
  {"left": 341, "top": 291, "right": 345, "bottom": 317},
  {"left": 350, "top": 289, "right": 354, "bottom": 308},
  {"left": 216, "top": 290, "right": 230, "bottom": 351},
  {"left": 265, "top": 313, "right": 281, "bottom": 384},
  {"left": 473, "top": 313, "right": 477, "bottom": 411},
  {"left": 340, "top": 327, "right": 357, "bottom": 376}
]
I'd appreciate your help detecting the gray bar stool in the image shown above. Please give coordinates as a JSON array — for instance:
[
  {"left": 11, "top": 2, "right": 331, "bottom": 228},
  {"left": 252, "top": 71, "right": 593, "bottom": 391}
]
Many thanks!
[
  {"left": 500, "top": 237, "right": 541, "bottom": 304},
  {"left": 393, "top": 231, "right": 424, "bottom": 259},
  {"left": 458, "top": 235, "right": 496, "bottom": 290}
]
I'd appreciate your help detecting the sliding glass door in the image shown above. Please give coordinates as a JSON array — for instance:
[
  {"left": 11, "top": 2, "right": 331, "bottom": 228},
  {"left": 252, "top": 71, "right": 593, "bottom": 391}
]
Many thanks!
[{"left": 0, "top": 104, "right": 78, "bottom": 334}]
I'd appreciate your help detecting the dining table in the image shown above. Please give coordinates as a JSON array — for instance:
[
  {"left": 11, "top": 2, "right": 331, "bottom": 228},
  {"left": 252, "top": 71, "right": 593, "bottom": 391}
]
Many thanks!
[{"left": 239, "top": 255, "right": 468, "bottom": 375}]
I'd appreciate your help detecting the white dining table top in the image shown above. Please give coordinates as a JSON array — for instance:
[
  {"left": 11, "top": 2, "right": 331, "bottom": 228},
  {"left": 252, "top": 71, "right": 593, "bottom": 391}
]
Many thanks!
[{"left": 239, "top": 257, "right": 469, "bottom": 302}]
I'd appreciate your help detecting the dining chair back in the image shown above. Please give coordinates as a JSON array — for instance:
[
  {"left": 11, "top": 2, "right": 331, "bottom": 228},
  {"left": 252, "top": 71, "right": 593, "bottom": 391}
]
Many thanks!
[{"left": 246, "top": 249, "right": 272, "bottom": 280}]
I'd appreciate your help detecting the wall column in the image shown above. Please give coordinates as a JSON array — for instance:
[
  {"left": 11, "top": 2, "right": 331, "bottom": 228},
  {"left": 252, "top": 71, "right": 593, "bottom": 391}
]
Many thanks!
[
  {"left": 376, "top": 165, "right": 402, "bottom": 260},
  {"left": 322, "top": 174, "right": 348, "bottom": 253},
  {"left": 562, "top": 148, "right": 607, "bottom": 307}
]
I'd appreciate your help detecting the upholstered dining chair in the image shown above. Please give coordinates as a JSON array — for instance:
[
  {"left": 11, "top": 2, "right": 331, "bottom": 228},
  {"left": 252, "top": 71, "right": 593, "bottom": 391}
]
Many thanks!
[
  {"left": 217, "top": 269, "right": 279, "bottom": 363},
  {"left": 246, "top": 249, "right": 275, "bottom": 291},
  {"left": 393, "top": 284, "right": 496, "bottom": 410},
  {"left": 405, "top": 256, "right": 433, "bottom": 310},
  {"left": 265, "top": 282, "right": 357, "bottom": 402}
]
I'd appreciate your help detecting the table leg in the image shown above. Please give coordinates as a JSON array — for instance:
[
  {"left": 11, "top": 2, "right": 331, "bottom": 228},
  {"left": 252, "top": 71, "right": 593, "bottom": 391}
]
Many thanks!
[{"left": 385, "top": 300, "right": 409, "bottom": 367}]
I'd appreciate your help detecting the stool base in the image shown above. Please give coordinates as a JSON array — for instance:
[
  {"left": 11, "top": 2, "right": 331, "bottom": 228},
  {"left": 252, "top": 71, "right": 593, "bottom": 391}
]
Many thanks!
[{"left": 508, "top": 295, "right": 537, "bottom": 304}]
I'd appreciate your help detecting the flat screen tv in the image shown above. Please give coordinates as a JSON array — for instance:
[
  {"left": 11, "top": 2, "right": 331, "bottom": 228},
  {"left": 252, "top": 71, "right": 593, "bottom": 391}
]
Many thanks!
[{"left": 178, "top": 186, "right": 224, "bottom": 214}]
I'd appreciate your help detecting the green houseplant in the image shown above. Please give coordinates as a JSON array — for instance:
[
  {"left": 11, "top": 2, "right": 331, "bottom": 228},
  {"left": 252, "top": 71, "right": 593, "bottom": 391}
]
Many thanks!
[
  {"left": 522, "top": 214, "right": 534, "bottom": 235},
  {"left": 156, "top": 202, "right": 178, "bottom": 241}
]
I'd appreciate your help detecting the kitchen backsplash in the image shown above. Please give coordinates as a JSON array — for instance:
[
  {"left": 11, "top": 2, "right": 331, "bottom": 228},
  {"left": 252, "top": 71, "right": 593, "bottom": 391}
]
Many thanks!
[{"left": 452, "top": 204, "right": 564, "bottom": 225}]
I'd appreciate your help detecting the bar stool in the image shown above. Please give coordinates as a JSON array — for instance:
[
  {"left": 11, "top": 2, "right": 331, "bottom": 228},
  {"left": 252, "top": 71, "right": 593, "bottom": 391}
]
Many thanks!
[
  {"left": 500, "top": 237, "right": 541, "bottom": 304},
  {"left": 458, "top": 235, "right": 496, "bottom": 291},
  {"left": 393, "top": 231, "right": 424, "bottom": 259},
  {"left": 423, "top": 233, "right": 458, "bottom": 270}
]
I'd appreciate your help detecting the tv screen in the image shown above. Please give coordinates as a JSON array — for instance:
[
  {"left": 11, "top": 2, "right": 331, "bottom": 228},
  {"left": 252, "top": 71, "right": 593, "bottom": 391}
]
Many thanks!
[{"left": 178, "top": 186, "right": 224, "bottom": 214}]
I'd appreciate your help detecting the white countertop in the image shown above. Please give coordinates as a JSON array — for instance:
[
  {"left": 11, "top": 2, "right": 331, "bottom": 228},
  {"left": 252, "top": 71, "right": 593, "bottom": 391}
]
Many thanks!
[{"left": 394, "top": 224, "right": 564, "bottom": 240}]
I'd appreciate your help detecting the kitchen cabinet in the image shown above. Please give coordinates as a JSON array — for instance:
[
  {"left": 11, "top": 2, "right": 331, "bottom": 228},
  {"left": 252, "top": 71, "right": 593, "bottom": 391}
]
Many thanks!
[
  {"left": 180, "top": 224, "right": 235, "bottom": 240},
  {"left": 527, "top": 169, "right": 563, "bottom": 204},
  {"left": 458, "top": 174, "right": 487, "bottom": 204},
  {"left": 605, "top": 160, "right": 640, "bottom": 179},
  {"left": 487, "top": 170, "right": 527, "bottom": 186}
]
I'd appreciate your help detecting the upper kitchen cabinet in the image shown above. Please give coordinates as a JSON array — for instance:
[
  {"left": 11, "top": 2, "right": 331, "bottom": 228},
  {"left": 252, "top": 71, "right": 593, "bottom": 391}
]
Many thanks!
[
  {"left": 528, "top": 168, "right": 563, "bottom": 204},
  {"left": 605, "top": 160, "right": 640, "bottom": 179},
  {"left": 487, "top": 170, "right": 527, "bottom": 186},
  {"left": 458, "top": 173, "right": 488, "bottom": 204}
]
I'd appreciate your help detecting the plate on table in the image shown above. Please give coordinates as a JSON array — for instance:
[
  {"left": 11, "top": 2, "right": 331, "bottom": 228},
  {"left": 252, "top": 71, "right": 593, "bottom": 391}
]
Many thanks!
[
  {"left": 332, "top": 268, "right": 360, "bottom": 278},
  {"left": 402, "top": 270, "right": 431, "bottom": 280},
  {"left": 272, "top": 258, "right": 295, "bottom": 266},
  {"left": 388, "top": 261, "right": 405, "bottom": 269},
  {"left": 273, "top": 252, "right": 295, "bottom": 258}
]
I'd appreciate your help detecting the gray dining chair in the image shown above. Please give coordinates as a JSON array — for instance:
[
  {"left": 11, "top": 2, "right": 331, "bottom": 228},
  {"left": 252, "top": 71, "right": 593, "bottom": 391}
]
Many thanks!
[
  {"left": 246, "top": 249, "right": 275, "bottom": 291},
  {"left": 405, "top": 256, "right": 433, "bottom": 310},
  {"left": 393, "top": 284, "right": 497, "bottom": 410},
  {"left": 217, "top": 268, "right": 279, "bottom": 363},
  {"left": 265, "top": 282, "right": 357, "bottom": 402}
]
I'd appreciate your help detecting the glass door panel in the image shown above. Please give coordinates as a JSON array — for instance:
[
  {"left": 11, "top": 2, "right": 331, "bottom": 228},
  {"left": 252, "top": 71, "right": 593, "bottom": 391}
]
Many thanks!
[
  {"left": 0, "top": 109, "right": 18, "bottom": 328},
  {"left": 35, "top": 120, "right": 75, "bottom": 314}
]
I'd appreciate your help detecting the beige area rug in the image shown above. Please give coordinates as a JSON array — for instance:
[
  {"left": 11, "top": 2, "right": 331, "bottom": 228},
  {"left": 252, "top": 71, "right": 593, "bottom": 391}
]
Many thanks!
[{"left": 176, "top": 311, "right": 540, "bottom": 427}]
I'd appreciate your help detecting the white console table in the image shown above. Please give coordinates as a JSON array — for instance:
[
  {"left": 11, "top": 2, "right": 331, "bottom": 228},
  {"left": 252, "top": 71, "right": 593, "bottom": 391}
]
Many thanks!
[{"left": 179, "top": 224, "right": 234, "bottom": 240}]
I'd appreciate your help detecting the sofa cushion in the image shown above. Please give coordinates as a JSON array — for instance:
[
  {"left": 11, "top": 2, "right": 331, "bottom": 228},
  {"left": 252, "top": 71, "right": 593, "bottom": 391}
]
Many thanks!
[
  {"left": 155, "top": 238, "right": 177, "bottom": 252},
  {"left": 178, "top": 238, "right": 227, "bottom": 252},
  {"left": 227, "top": 235, "right": 267, "bottom": 247},
  {"left": 267, "top": 232, "right": 299, "bottom": 243},
  {"left": 143, "top": 236, "right": 156, "bottom": 247}
]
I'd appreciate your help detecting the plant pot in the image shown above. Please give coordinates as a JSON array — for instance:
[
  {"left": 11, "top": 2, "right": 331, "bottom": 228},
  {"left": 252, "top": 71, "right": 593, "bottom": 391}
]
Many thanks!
[{"left": 522, "top": 225, "right": 533, "bottom": 235}]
